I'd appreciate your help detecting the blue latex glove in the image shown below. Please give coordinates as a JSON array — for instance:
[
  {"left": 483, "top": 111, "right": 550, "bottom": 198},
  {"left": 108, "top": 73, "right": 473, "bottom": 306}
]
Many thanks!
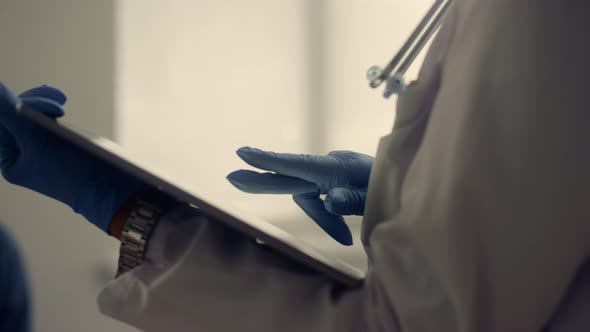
[
  {"left": 227, "top": 147, "right": 373, "bottom": 245},
  {"left": 0, "top": 226, "right": 30, "bottom": 332},
  {"left": 0, "top": 83, "right": 146, "bottom": 232}
]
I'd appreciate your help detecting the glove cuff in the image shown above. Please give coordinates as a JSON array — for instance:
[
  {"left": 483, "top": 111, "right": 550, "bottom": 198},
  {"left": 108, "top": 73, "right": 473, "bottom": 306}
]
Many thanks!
[{"left": 73, "top": 173, "right": 147, "bottom": 233}]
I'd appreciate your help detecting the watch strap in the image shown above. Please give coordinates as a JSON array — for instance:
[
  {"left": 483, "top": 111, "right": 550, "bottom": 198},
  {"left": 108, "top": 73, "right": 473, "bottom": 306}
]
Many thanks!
[{"left": 116, "top": 199, "right": 163, "bottom": 277}]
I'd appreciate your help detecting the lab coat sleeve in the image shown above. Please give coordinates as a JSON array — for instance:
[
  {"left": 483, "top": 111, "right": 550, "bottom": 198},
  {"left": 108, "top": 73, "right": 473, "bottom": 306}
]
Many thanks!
[
  {"left": 97, "top": 1, "right": 590, "bottom": 331},
  {"left": 365, "top": 1, "right": 590, "bottom": 331},
  {"left": 97, "top": 206, "right": 371, "bottom": 332}
]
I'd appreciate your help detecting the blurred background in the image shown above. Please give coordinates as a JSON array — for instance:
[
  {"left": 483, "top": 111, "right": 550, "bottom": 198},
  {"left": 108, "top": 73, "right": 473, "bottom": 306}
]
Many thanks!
[{"left": 0, "top": 0, "right": 432, "bottom": 330}]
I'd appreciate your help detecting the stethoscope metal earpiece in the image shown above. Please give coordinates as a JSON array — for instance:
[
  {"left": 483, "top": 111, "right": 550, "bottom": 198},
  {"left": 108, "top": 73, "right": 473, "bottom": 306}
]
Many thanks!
[
  {"left": 368, "top": 0, "right": 452, "bottom": 99},
  {"left": 367, "top": 67, "right": 407, "bottom": 98}
]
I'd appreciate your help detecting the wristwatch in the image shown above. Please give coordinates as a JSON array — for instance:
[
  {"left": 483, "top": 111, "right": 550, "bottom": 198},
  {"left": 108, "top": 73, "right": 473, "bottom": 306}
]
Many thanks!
[{"left": 116, "top": 198, "right": 163, "bottom": 277}]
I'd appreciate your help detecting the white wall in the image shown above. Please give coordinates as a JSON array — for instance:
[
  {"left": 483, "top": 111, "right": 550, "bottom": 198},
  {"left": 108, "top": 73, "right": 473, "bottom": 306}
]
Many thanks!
[{"left": 116, "top": 0, "right": 309, "bottom": 220}]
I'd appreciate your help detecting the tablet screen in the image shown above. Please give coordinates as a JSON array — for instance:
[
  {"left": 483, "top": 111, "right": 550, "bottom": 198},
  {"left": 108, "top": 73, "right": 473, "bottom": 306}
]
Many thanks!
[{"left": 18, "top": 104, "right": 365, "bottom": 286}]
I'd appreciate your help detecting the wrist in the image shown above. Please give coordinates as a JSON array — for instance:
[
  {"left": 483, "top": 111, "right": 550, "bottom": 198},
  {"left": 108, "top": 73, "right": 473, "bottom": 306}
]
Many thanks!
[
  {"left": 70, "top": 167, "right": 152, "bottom": 232},
  {"left": 115, "top": 197, "right": 169, "bottom": 277},
  {"left": 109, "top": 190, "right": 178, "bottom": 240},
  {"left": 108, "top": 199, "right": 135, "bottom": 240}
]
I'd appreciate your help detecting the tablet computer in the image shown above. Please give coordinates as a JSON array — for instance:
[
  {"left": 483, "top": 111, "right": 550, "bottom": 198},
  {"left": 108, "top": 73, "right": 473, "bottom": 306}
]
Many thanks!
[{"left": 17, "top": 104, "right": 365, "bottom": 287}]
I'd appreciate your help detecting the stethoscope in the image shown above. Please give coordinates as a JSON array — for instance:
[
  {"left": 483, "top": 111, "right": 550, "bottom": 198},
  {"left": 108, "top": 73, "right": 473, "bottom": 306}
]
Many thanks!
[{"left": 367, "top": 0, "right": 452, "bottom": 98}]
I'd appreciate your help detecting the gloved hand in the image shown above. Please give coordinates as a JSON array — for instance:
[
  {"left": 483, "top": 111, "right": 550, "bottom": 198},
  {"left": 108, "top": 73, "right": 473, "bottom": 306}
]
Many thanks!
[
  {"left": 227, "top": 147, "right": 373, "bottom": 245},
  {"left": 0, "top": 83, "right": 146, "bottom": 232}
]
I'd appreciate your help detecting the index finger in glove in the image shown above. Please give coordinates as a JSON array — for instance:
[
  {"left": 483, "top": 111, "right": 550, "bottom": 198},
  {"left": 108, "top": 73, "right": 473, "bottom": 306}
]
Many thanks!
[
  {"left": 235, "top": 147, "right": 337, "bottom": 184},
  {"left": 19, "top": 85, "right": 67, "bottom": 118},
  {"left": 0, "top": 84, "right": 65, "bottom": 141},
  {"left": 19, "top": 85, "right": 67, "bottom": 105},
  {"left": 19, "top": 97, "right": 64, "bottom": 118}
]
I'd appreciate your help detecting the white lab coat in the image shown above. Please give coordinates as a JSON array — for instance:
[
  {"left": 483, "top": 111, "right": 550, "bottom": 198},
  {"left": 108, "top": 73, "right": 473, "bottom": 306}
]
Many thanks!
[{"left": 97, "top": 0, "right": 590, "bottom": 331}]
